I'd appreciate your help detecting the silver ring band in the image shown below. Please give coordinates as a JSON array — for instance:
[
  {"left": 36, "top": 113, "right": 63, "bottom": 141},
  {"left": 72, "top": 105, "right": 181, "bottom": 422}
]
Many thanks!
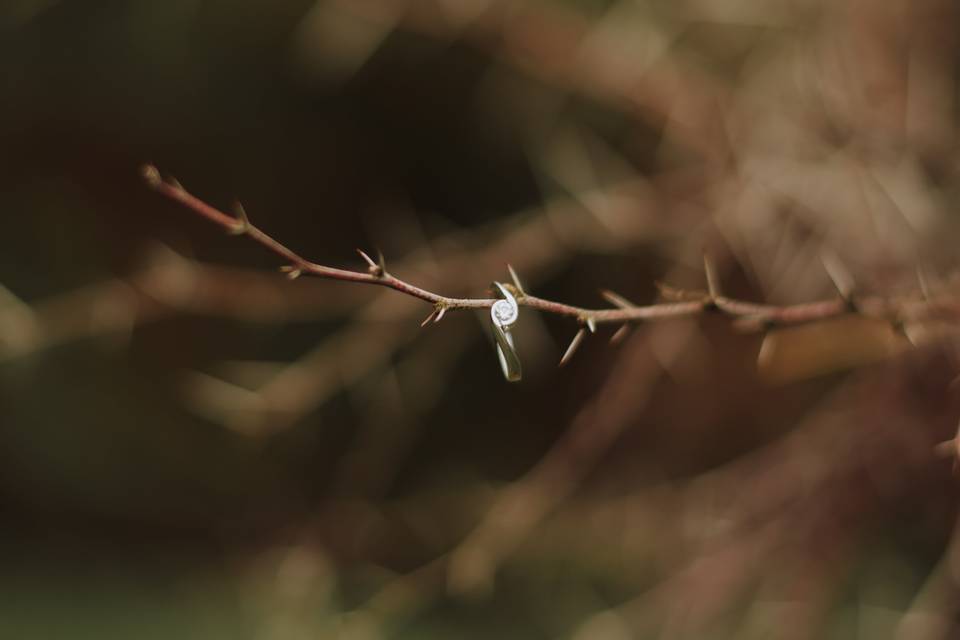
[{"left": 490, "top": 282, "right": 521, "bottom": 382}]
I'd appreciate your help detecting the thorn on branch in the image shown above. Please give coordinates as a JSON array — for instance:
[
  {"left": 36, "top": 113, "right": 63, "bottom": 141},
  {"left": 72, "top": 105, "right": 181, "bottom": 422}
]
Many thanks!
[
  {"left": 821, "top": 248, "right": 857, "bottom": 309},
  {"left": 560, "top": 327, "right": 587, "bottom": 366},
  {"left": 420, "top": 309, "right": 438, "bottom": 327},
  {"left": 600, "top": 289, "right": 637, "bottom": 309},
  {"left": 917, "top": 266, "right": 932, "bottom": 300},
  {"left": 656, "top": 281, "right": 704, "bottom": 302},
  {"left": 507, "top": 264, "right": 525, "bottom": 295},
  {"left": 434, "top": 305, "right": 447, "bottom": 323},
  {"left": 357, "top": 248, "right": 377, "bottom": 270},
  {"left": 229, "top": 201, "right": 251, "bottom": 235},
  {"left": 703, "top": 253, "right": 721, "bottom": 307},
  {"left": 357, "top": 248, "right": 385, "bottom": 277},
  {"left": 280, "top": 265, "right": 302, "bottom": 280},
  {"left": 586, "top": 316, "right": 596, "bottom": 333},
  {"left": 610, "top": 324, "right": 630, "bottom": 344}
]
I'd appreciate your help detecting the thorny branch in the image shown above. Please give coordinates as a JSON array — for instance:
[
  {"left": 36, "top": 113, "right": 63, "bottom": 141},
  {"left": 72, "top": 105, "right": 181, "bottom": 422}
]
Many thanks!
[
  {"left": 126, "top": 3, "right": 960, "bottom": 636},
  {"left": 142, "top": 164, "right": 960, "bottom": 348}
]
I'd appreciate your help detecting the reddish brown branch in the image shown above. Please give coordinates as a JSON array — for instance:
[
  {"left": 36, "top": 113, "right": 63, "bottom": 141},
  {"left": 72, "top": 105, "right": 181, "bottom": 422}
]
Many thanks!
[{"left": 142, "top": 165, "right": 948, "bottom": 331}]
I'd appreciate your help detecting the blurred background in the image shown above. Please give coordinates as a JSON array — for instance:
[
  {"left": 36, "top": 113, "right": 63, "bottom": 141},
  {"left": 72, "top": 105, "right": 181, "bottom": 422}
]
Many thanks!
[{"left": 3, "top": 0, "right": 960, "bottom": 637}]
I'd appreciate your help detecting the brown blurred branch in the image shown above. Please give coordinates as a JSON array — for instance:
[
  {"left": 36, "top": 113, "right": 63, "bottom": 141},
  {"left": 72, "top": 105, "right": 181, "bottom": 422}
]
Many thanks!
[
  {"left": 447, "top": 321, "right": 687, "bottom": 595},
  {"left": 321, "top": 0, "right": 730, "bottom": 163},
  {"left": 0, "top": 245, "right": 375, "bottom": 364}
]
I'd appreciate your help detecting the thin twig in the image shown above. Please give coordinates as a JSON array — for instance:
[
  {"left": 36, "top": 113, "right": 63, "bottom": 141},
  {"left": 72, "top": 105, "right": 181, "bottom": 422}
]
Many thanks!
[{"left": 143, "top": 165, "right": 956, "bottom": 330}]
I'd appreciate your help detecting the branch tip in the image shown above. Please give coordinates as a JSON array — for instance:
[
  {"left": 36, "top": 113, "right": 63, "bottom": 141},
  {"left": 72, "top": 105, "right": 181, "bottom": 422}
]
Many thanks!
[{"left": 141, "top": 164, "right": 162, "bottom": 188}]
